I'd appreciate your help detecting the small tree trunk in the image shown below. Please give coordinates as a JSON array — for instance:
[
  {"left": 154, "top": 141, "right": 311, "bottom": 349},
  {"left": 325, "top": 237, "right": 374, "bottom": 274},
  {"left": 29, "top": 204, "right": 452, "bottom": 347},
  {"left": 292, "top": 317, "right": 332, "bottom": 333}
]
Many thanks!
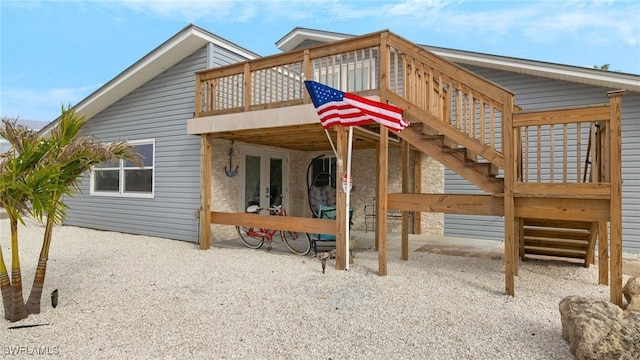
[
  {"left": 0, "top": 230, "right": 12, "bottom": 320},
  {"left": 0, "top": 271, "right": 12, "bottom": 320},
  {"left": 9, "top": 217, "right": 28, "bottom": 322},
  {"left": 10, "top": 269, "right": 27, "bottom": 322},
  {"left": 26, "top": 217, "right": 54, "bottom": 314},
  {"left": 25, "top": 260, "right": 47, "bottom": 314}
]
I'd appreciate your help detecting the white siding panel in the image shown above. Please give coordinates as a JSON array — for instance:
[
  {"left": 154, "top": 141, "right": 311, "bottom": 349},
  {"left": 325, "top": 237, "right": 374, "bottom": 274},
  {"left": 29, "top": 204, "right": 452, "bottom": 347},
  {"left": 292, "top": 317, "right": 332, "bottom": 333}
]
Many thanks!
[{"left": 444, "top": 65, "right": 640, "bottom": 253}]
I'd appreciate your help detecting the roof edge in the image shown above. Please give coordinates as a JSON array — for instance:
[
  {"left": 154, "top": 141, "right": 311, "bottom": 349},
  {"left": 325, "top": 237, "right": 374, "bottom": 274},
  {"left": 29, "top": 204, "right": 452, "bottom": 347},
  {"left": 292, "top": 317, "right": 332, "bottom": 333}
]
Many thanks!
[
  {"left": 40, "top": 24, "right": 261, "bottom": 135},
  {"left": 425, "top": 45, "right": 640, "bottom": 93}
]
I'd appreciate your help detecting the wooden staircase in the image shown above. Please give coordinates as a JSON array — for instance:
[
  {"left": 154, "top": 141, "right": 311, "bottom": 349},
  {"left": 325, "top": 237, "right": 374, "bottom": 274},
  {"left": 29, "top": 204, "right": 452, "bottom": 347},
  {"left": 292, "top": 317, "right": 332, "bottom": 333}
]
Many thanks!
[
  {"left": 388, "top": 92, "right": 505, "bottom": 194},
  {"left": 389, "top": 91, "right": 600, "bottom": 267},
  {"left": 520, "top": 219, "right": 598, "bottom": 267}
]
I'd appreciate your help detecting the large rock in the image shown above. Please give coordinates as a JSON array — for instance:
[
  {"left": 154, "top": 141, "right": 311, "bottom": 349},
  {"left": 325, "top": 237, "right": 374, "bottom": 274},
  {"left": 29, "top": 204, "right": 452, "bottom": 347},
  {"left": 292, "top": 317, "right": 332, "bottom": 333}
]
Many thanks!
[
  {"left": 559, "top": 295, "right": 640, "bottom": 360},
  {"left": 623, "top": 276, "right": 640, "bottom": 313}
]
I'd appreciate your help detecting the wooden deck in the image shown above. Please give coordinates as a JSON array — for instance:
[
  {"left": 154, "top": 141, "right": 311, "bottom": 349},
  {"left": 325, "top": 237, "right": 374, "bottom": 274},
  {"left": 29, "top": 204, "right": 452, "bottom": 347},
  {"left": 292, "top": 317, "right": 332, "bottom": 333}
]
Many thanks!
[{"left": 189, "top": 30, "right": 625, "bottom": 306}]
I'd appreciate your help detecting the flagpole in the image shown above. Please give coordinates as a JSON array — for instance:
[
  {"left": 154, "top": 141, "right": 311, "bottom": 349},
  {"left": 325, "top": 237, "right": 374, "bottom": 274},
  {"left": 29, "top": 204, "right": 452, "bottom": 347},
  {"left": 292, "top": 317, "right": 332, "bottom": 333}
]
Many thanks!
[
  {"left": 324, "top": 129, "right": 339, "bottom": 160},
  {"left": 345, "top": 126, "right": 354, "bottom": 271}
]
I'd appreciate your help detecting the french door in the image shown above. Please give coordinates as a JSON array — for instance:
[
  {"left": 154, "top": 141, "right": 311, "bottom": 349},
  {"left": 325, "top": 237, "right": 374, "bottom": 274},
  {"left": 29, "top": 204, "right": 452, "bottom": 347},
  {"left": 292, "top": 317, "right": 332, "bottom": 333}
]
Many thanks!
[{"left": 241, "top": 148, "right": 288, "bottom": 212}]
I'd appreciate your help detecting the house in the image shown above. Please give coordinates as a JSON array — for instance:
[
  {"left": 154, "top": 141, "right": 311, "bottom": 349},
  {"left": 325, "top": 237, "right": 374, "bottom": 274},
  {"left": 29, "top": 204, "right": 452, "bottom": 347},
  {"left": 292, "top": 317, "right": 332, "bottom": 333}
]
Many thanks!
[
  {"left": 41, "top": 25, "right": 260, "bottom": 242},
  {"left": 41, "top": 24, "right": 639, "bottom": 305},
  {"left": 1, "top": 118, "right": 49, "bottom": 153}
]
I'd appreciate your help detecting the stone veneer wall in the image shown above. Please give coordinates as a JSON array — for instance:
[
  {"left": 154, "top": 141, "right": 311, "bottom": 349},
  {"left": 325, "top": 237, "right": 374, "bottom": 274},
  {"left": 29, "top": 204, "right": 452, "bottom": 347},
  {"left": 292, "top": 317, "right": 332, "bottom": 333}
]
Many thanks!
[
  {"left": 210, "top": 138, "right": 242, "bottom": 241},
  {"left": 348, "top": 148, "right": 444, "bottom": 234},
  {"left": 209, "top": 139, "right": 444, "bottom": 241}
]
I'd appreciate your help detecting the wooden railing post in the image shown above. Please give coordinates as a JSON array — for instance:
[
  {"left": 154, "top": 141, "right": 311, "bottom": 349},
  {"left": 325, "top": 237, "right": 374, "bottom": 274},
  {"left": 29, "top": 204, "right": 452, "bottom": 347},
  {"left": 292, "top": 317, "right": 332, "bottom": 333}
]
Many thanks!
[
  {"left": 303, "top": 49, "right": 311, "bottom": 104},
  {"left": 243, "top": 63, "right": 251, "bottom": 112},
  {"left": 379, "top": 32, "right": 389, "bottom": 101},
  {"left": 195, "top": 72, "right": 202, "bottom": 117},
  {"left": 608, "top": 89, "right": 625, "bottom": 306}
]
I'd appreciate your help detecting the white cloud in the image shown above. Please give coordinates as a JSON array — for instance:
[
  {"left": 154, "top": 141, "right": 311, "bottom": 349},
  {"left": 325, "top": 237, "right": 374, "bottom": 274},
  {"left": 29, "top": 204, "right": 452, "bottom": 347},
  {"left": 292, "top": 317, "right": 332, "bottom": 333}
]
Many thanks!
[
  {"left": 519, "top": 2, "right": 639, "bottom": 45},
  {"left": 114, "top": 0, "right": 448, "bottom": 23},
  {"left": 373, "top": 0, "right": 639, "bottom": 49},
  {"left": 0, "top": 84, "right": 101, "bottom": 121},
  {"left": 115, "top": 0, "right": 257, "bottom": 23}
]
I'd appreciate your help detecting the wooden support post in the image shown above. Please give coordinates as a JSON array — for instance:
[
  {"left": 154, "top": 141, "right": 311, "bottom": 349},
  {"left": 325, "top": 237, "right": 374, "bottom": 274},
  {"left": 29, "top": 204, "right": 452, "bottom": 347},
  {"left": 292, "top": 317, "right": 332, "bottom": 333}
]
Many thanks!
[
  {"left": 518, "top": 218, "right": 525, "bottom": 259},
  {"left": 401, "top": 139, "right": 410, "bottom": 260},
  {"left": 413, "top": 151, "right": 422, "bottom": 235},
  {"left": 515, "top": 217, "right": 521, "bottom": 276},
  {"left": 584, "top": 221, "right": 599, "bottom": 268},
  {"left": 199, "top": 134, "right": 213, "bottom": 250},
  {"left": 377, "top": 126, "right": 389, "bottom": 275},
  {"left": 598, "top": 221, "right": 609, "bottom": 285},
  {"left": 375, "top": 140, "right": 380, "bottom": 251},
  {"left": 377, "top": 31, "right": 391, "bottom": 275},
  {"left": 608, "top": 90, "right": 624, "bottom": 306},
  {"left": 503, "top": 94, "right": 516, "bottom": 297},
  {"left": 335, "top": 126, "right": 348, "bottom": 270}
]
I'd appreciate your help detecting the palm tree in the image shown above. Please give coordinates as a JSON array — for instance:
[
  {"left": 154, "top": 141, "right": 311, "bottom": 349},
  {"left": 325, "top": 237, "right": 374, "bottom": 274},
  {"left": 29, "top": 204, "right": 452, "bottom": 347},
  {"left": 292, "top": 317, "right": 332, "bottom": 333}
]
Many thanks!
[
  {"left": 0, "top": 107, "right": 141, "bottom": 321},
  {"left": 24, "top": 107, "right": 141, "bottom": 314},
  {"left": 0, "top": 121, "right": 59, "bottom": 321}
]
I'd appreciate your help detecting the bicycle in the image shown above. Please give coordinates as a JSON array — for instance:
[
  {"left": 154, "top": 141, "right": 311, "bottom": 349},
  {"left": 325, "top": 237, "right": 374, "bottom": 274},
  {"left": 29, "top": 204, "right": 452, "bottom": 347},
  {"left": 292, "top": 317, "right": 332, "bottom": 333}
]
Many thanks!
[{"left": 236, "top": 198, "right": 311, "bottom": 256}]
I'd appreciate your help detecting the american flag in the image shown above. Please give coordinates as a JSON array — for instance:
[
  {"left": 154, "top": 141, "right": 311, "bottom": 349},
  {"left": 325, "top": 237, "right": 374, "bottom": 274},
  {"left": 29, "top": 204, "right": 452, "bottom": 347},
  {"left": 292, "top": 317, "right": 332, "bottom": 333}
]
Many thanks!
[{"left": 304, "top": 80, "right": 409, "bottom": 132}]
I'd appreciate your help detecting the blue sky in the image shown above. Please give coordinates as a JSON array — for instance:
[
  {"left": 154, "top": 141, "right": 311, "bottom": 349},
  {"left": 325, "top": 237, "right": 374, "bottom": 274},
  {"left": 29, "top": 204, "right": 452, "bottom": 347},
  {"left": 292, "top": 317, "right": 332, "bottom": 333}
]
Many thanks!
[{"left": 1, "top": 0, "right": 638, "bottom": 121}]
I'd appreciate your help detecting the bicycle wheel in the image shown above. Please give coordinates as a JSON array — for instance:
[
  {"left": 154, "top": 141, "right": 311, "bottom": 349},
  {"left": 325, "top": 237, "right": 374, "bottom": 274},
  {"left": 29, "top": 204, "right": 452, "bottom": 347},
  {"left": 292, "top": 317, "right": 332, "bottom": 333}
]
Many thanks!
[
  {"left": 281, "top": 230, "right": 311, "bottom": 255},
  {"left": 237, "top": 226, "right": 263, "bottom": 249}
]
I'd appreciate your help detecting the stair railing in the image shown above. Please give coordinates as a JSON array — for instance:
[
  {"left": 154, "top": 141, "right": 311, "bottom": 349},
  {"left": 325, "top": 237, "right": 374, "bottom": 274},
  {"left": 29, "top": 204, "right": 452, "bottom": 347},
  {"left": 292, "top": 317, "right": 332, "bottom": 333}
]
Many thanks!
[
  {"left": 512, "top": 103, "right": 611, "bottom": 198},
  {"left": 384, "top": 33, "right": 515, "bottom": 162}
]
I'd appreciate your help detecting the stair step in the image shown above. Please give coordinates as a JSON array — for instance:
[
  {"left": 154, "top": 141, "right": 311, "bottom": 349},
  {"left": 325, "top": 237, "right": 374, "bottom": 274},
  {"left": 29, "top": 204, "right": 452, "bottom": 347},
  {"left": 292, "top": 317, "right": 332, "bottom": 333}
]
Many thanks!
[
  {"left": 523, "top": 228, "right": 590, "bottom": 241},
  {"left": 467, "top": 162, "right": 500, "bottom": 177},
  {"left": 421, "top": 134, "right": 444, "bottom": 146},
  {"left": 442, "top": 138, "right": 458, "bottom": 149},
  {"left": 523, "top": 219, "right": 592, "bottom": 230},
  {"left": 524, "top": 238, "right": 588, "bottom": 251},
  {"left": 408, "top": 122, "right": 424, "bottom": 133},
  {"left": 524, "top": 247, "right": 586, "bottom": 259},
  {"left": 443, "top": 147, "right": 478, "bottom": 163},
  {"left": 420, "top": 132, "right": 458, "bottom": 149}
]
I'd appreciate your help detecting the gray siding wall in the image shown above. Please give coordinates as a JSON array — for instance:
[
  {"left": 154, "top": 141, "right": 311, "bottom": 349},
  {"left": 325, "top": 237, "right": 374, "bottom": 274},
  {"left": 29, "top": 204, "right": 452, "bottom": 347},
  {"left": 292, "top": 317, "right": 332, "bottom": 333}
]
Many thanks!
[
  {"left": 444, "top": 65, "right": 640, "bottom": 253},
  {"left": 64, "top": 44, "right": 250, "bottom": 243}
]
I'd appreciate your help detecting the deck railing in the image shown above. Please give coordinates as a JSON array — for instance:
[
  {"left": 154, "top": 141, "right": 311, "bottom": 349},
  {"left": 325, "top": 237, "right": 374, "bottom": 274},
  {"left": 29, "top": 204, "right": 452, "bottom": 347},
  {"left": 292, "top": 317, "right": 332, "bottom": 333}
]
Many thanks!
[
  {"left": 194, "top": 31, "right": 512, "bottom": 162},
  {"left": 513, "top": 104, "right": 610, "bottom": 185},
  {"left": 195, "top": 33, "right": 383, "bottom": 117}
]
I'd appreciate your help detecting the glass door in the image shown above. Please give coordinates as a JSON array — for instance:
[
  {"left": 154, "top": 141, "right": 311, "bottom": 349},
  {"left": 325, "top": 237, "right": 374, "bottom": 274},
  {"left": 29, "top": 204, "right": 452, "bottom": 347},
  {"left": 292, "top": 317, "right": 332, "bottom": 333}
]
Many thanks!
[{"left": 241, "top": 149, "right": 287, "bottom": 212}]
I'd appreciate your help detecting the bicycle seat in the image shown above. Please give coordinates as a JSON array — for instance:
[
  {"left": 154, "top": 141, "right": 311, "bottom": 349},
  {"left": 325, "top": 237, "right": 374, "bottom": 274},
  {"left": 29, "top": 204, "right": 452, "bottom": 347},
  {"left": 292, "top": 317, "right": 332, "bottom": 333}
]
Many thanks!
[{"left": 246, "top": 205, "right": 261, "bottom": 213}]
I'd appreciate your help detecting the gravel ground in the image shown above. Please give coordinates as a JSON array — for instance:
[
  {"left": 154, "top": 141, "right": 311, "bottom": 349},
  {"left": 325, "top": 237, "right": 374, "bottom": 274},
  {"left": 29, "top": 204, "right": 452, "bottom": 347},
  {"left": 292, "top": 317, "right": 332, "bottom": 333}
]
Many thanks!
[{"left": 0, "top": 218, "right": 629, "bottom": 359}]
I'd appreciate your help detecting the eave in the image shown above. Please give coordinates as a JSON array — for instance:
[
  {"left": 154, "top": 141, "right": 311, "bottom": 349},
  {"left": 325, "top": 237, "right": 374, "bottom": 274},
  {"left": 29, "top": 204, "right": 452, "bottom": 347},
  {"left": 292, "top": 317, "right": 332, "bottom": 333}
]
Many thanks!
[{"left": 39, "top": 24, "right": 260, "bottom": 135}]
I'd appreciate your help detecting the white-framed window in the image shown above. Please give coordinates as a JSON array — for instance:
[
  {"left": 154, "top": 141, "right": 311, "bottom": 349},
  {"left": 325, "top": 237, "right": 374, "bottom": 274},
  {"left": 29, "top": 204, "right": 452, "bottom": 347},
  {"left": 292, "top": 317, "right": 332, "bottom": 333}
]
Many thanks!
[{"left": 90, "top": 139, "right": 155, "bottom": 198}]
